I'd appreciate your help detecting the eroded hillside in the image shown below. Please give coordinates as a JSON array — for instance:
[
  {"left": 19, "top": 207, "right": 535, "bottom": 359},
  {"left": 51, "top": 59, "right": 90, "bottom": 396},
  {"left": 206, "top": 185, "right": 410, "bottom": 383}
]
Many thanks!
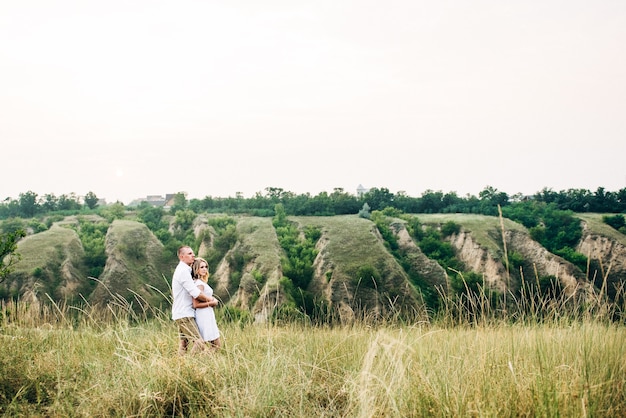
[
  {"left": 208, "top": 216, "right": 285, "bottom": 322},
  {"left": 2, "top": 223, "right": 88, "bottom": 301},
  {"left": 576, "top": 213, "right": 626, "bottom": 299},
  {"left": 3, "top": 212, "right": 625, "bottom": 320},
  {"left": 89, "top": 219, "right": 172, "bottom": 309},
  {"left": 417, "top": 214, "right": 593, "bottom": 296},
  {"left": 295, "top": 215, "right": 423, "bottom": 321}
]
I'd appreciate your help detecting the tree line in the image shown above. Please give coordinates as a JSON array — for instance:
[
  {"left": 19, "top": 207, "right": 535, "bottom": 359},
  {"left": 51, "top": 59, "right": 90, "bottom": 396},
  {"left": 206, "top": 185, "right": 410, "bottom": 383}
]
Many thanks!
[{"left": 2, "top": 185, "right": 625, "bottom": 220}]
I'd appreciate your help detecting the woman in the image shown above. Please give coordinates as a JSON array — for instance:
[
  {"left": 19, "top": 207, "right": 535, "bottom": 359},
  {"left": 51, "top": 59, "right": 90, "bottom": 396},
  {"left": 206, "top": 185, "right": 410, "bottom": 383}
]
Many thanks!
[{"left": 191, "top": 257, "right": 221, "bottom": 350}]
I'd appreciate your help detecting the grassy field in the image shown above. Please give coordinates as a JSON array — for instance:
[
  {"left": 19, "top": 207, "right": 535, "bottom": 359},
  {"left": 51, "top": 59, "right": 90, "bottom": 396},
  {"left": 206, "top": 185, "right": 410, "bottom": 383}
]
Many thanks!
[{"left": 1, "top": 298, "right": 625, "bottom": 417}]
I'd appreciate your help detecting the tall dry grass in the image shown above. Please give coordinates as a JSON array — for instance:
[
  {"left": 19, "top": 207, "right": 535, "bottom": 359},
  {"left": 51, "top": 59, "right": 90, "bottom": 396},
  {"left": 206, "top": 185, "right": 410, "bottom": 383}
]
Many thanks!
[{"left": 1, "top": 287, "right": 625, "bottom": 417}]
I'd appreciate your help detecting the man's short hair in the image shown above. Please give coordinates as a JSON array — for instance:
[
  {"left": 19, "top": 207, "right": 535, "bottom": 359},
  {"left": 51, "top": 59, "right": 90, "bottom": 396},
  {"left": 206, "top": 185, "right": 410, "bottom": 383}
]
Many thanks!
[{"left": 177, "top": 245, "right": 191, "bottom": 257}]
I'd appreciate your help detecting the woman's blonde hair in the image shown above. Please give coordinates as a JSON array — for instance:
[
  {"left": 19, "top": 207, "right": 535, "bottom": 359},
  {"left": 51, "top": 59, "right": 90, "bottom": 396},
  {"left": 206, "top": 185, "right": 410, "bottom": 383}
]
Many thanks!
[{"left": 191, "top": 257, "right": 210, "bottom": 282}]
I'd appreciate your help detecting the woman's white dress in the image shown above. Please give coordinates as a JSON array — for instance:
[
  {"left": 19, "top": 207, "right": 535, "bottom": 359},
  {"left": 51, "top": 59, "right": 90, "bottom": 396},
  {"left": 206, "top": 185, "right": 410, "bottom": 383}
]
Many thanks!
[{"left": 194, "top": 279, "right": 220, "bottom": 341}]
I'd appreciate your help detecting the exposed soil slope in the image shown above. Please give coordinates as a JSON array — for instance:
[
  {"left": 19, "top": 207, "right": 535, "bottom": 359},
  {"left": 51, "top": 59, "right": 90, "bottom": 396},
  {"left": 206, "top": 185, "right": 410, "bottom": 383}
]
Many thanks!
[{"left": 89, "top": 220, "right": 171, "bottom": 309}]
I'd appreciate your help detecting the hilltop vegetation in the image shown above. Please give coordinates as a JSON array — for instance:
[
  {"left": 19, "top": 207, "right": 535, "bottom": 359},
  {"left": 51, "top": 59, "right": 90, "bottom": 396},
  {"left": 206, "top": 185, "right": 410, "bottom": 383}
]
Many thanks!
[{"left": 3, "top": 185, "right": 626, "bottom": 221}]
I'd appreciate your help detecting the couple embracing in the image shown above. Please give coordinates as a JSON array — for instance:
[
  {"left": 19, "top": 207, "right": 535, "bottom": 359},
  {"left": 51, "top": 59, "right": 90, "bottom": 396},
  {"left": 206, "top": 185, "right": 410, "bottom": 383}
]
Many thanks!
[{"left": 171, "top": 245, "right": 221, "bottom": 354}]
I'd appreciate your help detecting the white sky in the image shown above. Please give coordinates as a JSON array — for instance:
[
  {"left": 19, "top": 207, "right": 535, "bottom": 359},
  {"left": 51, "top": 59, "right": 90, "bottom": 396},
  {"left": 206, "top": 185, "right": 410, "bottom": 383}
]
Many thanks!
[{"left": 2, "top": 1, "right": 625, "bottom": 204}]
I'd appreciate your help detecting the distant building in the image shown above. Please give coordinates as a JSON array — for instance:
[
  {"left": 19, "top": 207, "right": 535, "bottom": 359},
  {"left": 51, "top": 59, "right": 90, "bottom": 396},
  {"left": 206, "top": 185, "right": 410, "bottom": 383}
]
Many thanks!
[
  {"left": 127, "top": 193, "right": 185, "bottom": 208},
  {"left": 163, "top": 193, "right": 180, "bottom": 209},
  {"left": 357, "top": 184, "right": 369, "bottom": 198},
  {"left": 147, "top": 195, "right": 167, "bottom": 205}
]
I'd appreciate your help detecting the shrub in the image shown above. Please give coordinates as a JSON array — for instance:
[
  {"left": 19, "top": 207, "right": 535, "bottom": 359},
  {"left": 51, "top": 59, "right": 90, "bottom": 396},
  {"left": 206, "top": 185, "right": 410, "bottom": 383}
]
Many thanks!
[
  {"left": 355, "top": 265, "right": 381, "bottom": 289},
  {"left": 603, "top": 214, "right": 626, "bottom": 231},
  {"left": 358, "top": 203, "right": 371, "bottom": 219},
  {"left": 380, "top": 206, "right": 402, "bottom": 217},
  {"left": 1, "top": 218, "right": 26, "bottom": 235},
  {"left": 554, "top": 246, "right": 587, "bottom": 271},
  {"left": 507, "top": 251, "right": 525, "bottom": 271},
  {"left": 28, "top": 220, "right": 48, "bottom": 233},
  {"left": 441, "top": 220, "right": 461, "bottom": 237},
  {"left": 270, "top": 303, "right": 309, "bottom": 324},
  {"left": 251, "top": 269, "right": 264, "bottom": 284},
  {"left": 404, "top": 216, "right": 424, "bottom": 241},
  {"left": 218, "top": 305, "right": 253, "bottom": 325}
]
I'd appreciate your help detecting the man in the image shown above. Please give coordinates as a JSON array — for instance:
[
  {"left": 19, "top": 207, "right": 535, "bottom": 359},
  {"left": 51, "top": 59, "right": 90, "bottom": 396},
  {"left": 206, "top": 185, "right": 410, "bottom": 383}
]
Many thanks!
[{"left": 171, "top": 245, "right": 217, "bottom": 354}]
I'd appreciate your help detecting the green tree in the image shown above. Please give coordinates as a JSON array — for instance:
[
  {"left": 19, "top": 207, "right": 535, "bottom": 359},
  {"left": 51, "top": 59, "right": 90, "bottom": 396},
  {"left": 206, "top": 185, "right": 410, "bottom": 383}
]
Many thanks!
[
  {"left": 419, "top": 190, "right": 445, "bottom": 213},
  {"left": 478, "top": 186, "right": 509, "bottom": 214},
  {"left": 394, "top": 192, "right": 421, "bottom": 213},
  {"left": 84, "top": 191, "right": 99, "bottom": 210},
  {"left": 330, "top": 188, "right": 360, "bottom": 215},
  {"left": 74, "top": 219, "right": 108, "bottom": 278},
  {"left": 1, "top": 218, "right": 26, "bottom": 235},
  {"left": 41, "top": 193, "right": 58, "bottom": 212},
  {"left": 58, "top": 193, "right": 81, "bottom": 211},
  {"left": 169, "top": 192, "right": 188, "bottom": 214},
  {"left": 0, "top": 229, "right": 26, "bottom": 282},
  {"left": 203, "top": 217, "right": 238, "bottom": 270},
  {"left": 265, "top": 187, "right": 288, "bottom": 203},
  {"left": 137, "top": 204, "right": 167, "bottom": 231},
  {"left": 303, "top": 192, "right": 333, "bottom": 215},
  {"left": 363, "top": 187, "right": 394, "bottom": 211},
  {"left": 18, "top": 190, "right": 39, "bottom": 217},
  {"left": 172, "top": 209, "right": 196, "bottom": 244},
  {"left": 102, "top": 202, "right": 126, "bottom": 222},
  {"left": 273, "top": 208, "right": 320, "bottom": 317},
  {"left": 174, "top": 209, "right": 196, "bottom": 231},
  {"left": 273, "top": 203, "right": 287, "bottom": 227},
  {"left": 542, "top": 207, "right": 581, "bottom": 250}
]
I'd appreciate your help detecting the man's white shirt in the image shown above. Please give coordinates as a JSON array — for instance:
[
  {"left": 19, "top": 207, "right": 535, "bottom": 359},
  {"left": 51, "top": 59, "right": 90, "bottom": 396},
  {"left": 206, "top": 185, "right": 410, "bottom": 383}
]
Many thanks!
[{"left": 171, "top": 261, "right": 201, "bottom": 320}]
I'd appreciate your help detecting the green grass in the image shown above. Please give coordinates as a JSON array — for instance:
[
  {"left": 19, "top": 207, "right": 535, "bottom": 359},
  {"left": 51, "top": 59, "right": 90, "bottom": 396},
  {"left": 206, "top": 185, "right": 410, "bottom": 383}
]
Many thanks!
[
  {"left": 576, "top": 213, "right": 626, "bottom": 245},
  {"left": 1, "top": 298, "right": 624, "bottom": 417}
]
